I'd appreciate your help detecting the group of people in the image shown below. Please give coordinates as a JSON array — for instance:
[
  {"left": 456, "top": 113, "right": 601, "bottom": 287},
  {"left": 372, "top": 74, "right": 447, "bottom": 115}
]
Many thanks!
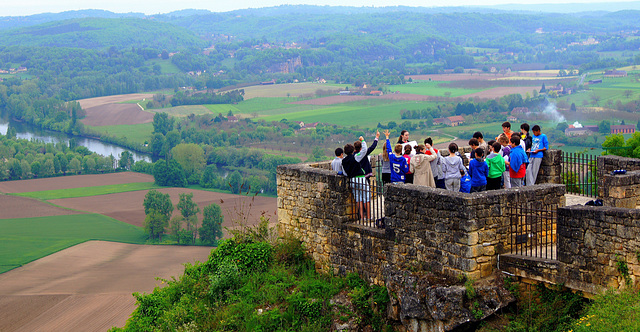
[{"left": 331, "top": 121, "right": 549, "bottom": 197}]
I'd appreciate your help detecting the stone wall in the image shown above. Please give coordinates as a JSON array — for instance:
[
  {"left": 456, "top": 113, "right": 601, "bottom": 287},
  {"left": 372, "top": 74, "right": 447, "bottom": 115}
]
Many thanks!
[
  {"left": 557, "top": 205, "right": 640, "bottom": 292},
  {"left": 598, "top": 155, "right": 640, "bottom": 208},
  {"left": 537, "top": 149, "right": 562, "bottom": 184},
  {"left": 278, "top": 162, "right": 566, "bottom": 285},
  {"left": 599, "top": 171, "right": 640, "bottom": 208}
]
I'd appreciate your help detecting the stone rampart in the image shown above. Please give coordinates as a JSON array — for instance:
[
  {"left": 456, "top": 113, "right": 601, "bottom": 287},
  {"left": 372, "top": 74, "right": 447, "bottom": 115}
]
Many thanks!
[
  {"left": 557, "top": 205, "right": 640, "bottom": 292},
  {"left": 598, "top": 155, "right": 640, "bottom": 208},
  {"left": 277, "top": 162, "right": 565, "bottom": 285}
]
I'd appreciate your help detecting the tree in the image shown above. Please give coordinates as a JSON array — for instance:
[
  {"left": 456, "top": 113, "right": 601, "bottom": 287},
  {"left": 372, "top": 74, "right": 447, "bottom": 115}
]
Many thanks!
[
  {"left": 228, "top": 170, "right": 244, "bottom": 194},
  {"left": 307, "top": 146, "right": 326, "bottom": 162},
  {"left": 143, "top": 189, "right": 174, "bottom": 219},
  {"left": 200, "top": 164, "right": 220, "bottom": 188},
  {"left": 142, "top": 190, "right": 173, "bottom": 241},
  {"left": 119, "top": 151, "right": 134, "bottom": 170},
  {"left": 171, "top": 143, "right": 205, "bottom": 184},
  {"left": 598, "top": 120, "right": 611, "bottom": 134},
  {"left": 199, "top": 203, "right": 224, "bottom": 245},
  {"left": 623, "top": 90, "right": 633, "bottom": 98},
  {"left": 570, "top": 103, "right": 577, "bottom": 112},
  {"left": 177, "top": 192, "right": 200, "bottom": 244},
  {"left": 556, "top": 122, "right": 569, "bottom": 132},
  {"left": 152, "top": 112, "right": 174, "bottom": 135},
  {"left": 153, "top": 159, "right": 187, "bottom": 187},
  {"left": 144, "top": 210, "right": 169, "bottom": 241},
  {"left": 540, "top": 83, "right": 546, "bottom": 93}
]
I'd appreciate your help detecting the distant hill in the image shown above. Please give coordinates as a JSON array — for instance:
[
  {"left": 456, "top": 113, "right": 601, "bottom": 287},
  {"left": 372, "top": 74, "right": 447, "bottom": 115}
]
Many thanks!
[{"left": 0, "top": 17, "right": 206, "bottom": 49}]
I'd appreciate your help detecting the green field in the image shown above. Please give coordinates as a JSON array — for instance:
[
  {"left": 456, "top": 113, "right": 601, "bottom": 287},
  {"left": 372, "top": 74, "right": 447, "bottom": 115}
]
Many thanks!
[
  {"left": 89, "top": 122, "right": 154, "bottom": 145},
  {"left": 0, "top": 214, "right": 146, "bottom": 273},
  {"left": 389, "top": 81, "right": 486, "bottom": 97},
  {"left": 153, "top": 105, "right": 212, "bottom": 117},
  {"left": 261, "top": 100, "right": 441, "bottom": 127},
  {"left": 146, "top": 58, "right": 182, "bottom": 74},
  {"left": 205, "top": 104, "right": 243, "bottom": 115},
  {"left": 13, "top": 182, "right": 160, "bottom": 200},
  {"left": 233, "top": 97, "right": 321, "bottom": 116}
]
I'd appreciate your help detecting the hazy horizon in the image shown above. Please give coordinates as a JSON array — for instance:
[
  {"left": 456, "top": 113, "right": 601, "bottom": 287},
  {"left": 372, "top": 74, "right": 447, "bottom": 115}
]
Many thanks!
[{"left": 4, "top": 0, "right": 640, "bottom": 16}]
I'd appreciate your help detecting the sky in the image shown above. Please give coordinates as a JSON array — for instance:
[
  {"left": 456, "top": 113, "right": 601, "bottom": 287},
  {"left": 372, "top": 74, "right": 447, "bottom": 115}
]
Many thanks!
[{"left": 4, "top": 0, "right": 639, "bottom": 16}]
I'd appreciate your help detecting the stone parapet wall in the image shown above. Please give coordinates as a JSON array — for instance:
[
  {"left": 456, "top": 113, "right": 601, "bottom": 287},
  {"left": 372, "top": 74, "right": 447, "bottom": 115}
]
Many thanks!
[
  {"left": 278, "top": 162, "right": 565, "bottom": 285},
  {"left": 597, "top": 155, "right": 640, "bottom": 207},
  {"left": 537, "top": 149, "right": 562, "bottom": 184},
  {"left": 384, "top": 184, "right": 565, "bottom": 280},
  {"left": 599, "top": 171, "right": 640, "bottom": 208},
  {"left": 557, "top": 205, "right": 640, "bottom": 291},
  {"left": 597, "top": 155, "right": 640, "bottom": 180}
]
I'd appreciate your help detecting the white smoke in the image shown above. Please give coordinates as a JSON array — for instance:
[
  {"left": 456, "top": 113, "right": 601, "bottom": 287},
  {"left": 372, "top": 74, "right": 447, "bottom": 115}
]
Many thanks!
[
  {"left": 541, "top": 102, "right": 566, "bottom": 124},
  {"left": 572, "top": 121, "right": 583, "bottom": 128}
]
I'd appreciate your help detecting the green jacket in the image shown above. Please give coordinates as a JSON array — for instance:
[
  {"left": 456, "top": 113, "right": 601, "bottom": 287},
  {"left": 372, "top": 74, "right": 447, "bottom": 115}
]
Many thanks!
[{"left": 486, "top": 152, "right": 506, "bottom": 178}]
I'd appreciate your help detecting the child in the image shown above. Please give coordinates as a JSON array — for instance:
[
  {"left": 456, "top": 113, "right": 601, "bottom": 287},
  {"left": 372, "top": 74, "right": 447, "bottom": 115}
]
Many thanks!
[
  {"left": 497, "top": 134, "right": 511, "bottom": 189},
  {"left": 469, "top": 148, "right": 488, "bottom": 193},
  {"left": 342, "top": 143, "right": 371, "bottom": 221},
  {"left": 384, "top": 129, "right": 409, "bottom": 183},
  {"left": 379, "top": 151, "right": 391, "bottom": 184},
  {"left": 520, "top": 123, "right": 532, "bottom": 156},
  {"left": 526, "top": 125, "right": 548, "bottom": 186},
  {"left": 486, "top": 142, "right": 506, "bottom": 190},
  {"left": 501, "top": 121, "right": 514, "bottom": 140},
  {"left": 403, "top": 144, "right": 414, "bottom": 184},
  {"left": 424, "top": 137, "right": 445, "bottom": 189},
  {"left": 506, "top": 136, "right": 528, "bottom": 188},
  {"left": 354, "top": 131, "right": 380, "bottom": 178},
  {"left": 331, "top": 147, "right": 345, "bottom": 175},
  {"left": 442, "top": 143, "right": 466, "bottom": 192},
  {"left": 473, "top": 131, "right": 491, "bottom": 159},
  {"left": 410, "top": 144, "right": 438, "bottom": 187},
  {"left": 468, "top": 138, "right": 480, "bottom": 159}
]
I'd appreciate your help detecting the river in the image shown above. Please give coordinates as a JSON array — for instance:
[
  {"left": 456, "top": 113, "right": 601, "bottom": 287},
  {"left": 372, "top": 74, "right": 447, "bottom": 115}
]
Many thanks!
[{"left": 0, "top": 118, "right": 151, "bottom": 162}]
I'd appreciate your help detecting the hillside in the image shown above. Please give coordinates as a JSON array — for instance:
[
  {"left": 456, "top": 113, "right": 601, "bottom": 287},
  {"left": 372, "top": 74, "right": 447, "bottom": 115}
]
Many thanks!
[{"left": 0, "top": 17, "right": 206, "bottom": 49}]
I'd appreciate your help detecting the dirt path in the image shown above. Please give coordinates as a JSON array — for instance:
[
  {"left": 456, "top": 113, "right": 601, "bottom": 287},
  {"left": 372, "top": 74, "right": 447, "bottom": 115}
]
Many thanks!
[{"left": 0, "top": 241, "right": 212, "bottom": 331}]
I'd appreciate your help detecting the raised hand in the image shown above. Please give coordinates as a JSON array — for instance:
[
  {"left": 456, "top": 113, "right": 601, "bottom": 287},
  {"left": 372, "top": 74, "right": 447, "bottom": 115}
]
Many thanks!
[
  {"left": 383, "top": 129, "right": 390, "bottom": 138},
  {"left": 376, "top": 130, "right": 380, "bottom": 139}
]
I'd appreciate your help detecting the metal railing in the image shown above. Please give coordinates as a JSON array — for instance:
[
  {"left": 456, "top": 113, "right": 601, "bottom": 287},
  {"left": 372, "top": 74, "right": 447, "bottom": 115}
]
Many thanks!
[
  {"left": 561, "top": 151, "right": 598, "bottom": 197},
  {"left": 347, "top": 158, "right": 386, "bottom": 228},
  {"left": 508, "top": 204, "right": 557, "bottom": 260}
]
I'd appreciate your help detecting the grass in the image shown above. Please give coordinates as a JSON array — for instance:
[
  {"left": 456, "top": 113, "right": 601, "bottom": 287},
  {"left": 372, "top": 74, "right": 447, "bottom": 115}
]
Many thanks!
[
  {"left": 205, "top": 104, "right": 243, "bottom": 116},
  {"left": 0, "top": 214, "right": 146, "bottom": 273},
  {"left": 150, "top": 105, "right": 212, "bottom": 117},
  {"left": 12, "top": 182, "right": 161, "bottom": 200},
  {"left": 89, "top": 122, "right": 154, "bottom": 145},
  {"left": 261, "top": 100, "right": 441, "bottom": 127},
  {"left": 389, "top": 81, "right": 485, "bottom": 97},
  {"left": 234, "top": 97, "right": 321, "bottom": 116},
  {"left": 145, "top": 58, "right": 182, "bottom": 74}
]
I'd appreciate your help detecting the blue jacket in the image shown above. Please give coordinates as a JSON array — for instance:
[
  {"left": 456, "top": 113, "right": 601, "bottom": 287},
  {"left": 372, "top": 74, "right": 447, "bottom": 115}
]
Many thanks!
[
  {"left": 509, "top": 145, "right": 528, "bottom": 173},
  {"left": 386, "top": 139, "right": 408, "bottom": 183},
  {"left": 469, "top": 158, "right": 488, "bottom": 187}
]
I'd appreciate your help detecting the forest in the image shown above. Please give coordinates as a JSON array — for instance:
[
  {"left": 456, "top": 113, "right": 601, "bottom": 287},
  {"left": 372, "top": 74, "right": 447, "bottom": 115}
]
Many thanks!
[{"left": 1, "top": 5, "right": 640, "bottom": 192}]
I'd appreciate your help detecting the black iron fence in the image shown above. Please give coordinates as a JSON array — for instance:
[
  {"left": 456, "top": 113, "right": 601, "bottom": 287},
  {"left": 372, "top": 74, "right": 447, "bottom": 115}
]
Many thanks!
[
  {"left": 508, "top": 204, "right": 557, "bottom": 260},
  {"left": 561, "top": 151, "right": 598, "bottom": 197},
  {"left": 347, "top": 158, "right": 386, "bottom": 228}
]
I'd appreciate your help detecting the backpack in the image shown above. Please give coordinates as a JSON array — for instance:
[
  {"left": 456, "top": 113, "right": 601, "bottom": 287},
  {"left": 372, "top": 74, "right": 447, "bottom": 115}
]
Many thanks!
[{"left": 460, "top": 174, "right": 471, "bottom": 193}]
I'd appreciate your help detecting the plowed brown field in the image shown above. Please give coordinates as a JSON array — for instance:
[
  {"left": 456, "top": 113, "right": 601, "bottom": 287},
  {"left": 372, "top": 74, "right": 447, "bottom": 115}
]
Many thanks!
[
  {"left": 0, "top": 195, "right": 83, "bottom": 219},
  {"left": 77, "top": 93, "right": 155, "bottom": 126},
  {"left": 49, "top": 188, "right": 277, "bottom": 229},
  {"left": 0, "top": 241, "right": 212, "bottom": 331},
  {"left": 0, "top": 172, "right": 154, "bottom": 194}
]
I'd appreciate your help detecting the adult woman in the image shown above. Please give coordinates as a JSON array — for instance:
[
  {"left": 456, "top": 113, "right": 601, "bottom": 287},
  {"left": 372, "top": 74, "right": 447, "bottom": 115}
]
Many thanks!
[{"left": 397, "top": 130, "right": 409, "bottom": 144}]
